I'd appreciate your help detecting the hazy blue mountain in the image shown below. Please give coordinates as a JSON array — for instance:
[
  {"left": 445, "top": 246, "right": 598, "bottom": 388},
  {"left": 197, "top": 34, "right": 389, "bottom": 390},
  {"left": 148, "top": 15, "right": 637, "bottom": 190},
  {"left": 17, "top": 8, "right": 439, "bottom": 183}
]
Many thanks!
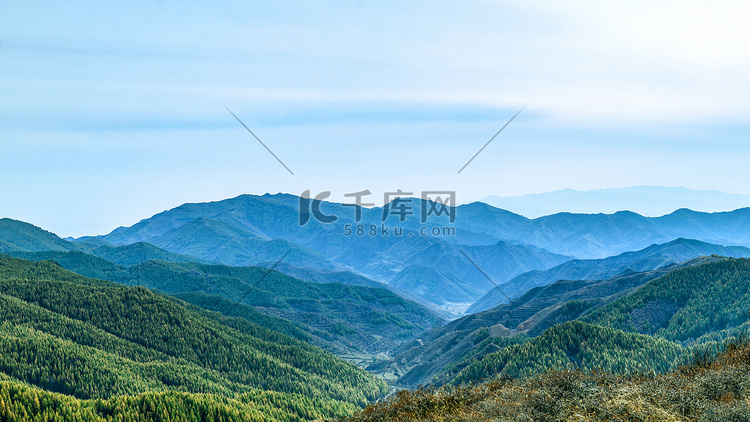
[
  {"left": 130, "top": 216, "right": 341, "bottom": 269},
  {"left": 78, "top": 193, "right": 750, "bottom": 307},
  {"left": 84, "top": 241, "right": 212, "bottom": 266},
  {"left": 84, "top": 195, "right": 571, "bottom": 305},
  {"left": 257, "top": 262, "right": 446, "bottom": 317},
  {"left": 482, "top": 186, "right": 750, "bottom": 218},
  {"left": 0, "top": 218, "right": 206, "bottom": 266},
  {"left": 452, "top": 208, "right": 670, "bottom": 258},
  {"left": 270, "top": 262, "right": 386, "bottom": 288},
  {"left": 142, "top": 216, "right": 268, "bottom": 258},
  {"left": 453, "top": 205, "right": 750, "bottom": 259},
  {"left": 334, "top": 236, "right": 570, "bottom": 305},
  {"left": 468, "top": 238, "right": 750, "bottom": 313},
  {"left": 390, "top": 265, "right": 483, "bottom": 304},
  {"left": 100, "top": 193, "right": 311, "bottom": 245}
]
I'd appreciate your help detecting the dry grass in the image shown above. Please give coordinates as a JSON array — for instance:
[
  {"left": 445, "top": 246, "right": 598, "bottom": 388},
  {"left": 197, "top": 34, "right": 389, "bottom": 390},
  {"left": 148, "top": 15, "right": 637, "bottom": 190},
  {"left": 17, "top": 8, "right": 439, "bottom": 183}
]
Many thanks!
[{"left": 335, "top": 336, "right": 750, "bottom": 422}]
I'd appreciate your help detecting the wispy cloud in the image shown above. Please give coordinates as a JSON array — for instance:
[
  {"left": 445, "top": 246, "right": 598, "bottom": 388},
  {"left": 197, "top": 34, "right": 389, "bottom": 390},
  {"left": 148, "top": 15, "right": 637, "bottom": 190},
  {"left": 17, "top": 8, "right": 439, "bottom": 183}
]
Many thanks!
[{"left": 1, "top": 1, "right": 749, "bottom": 236}]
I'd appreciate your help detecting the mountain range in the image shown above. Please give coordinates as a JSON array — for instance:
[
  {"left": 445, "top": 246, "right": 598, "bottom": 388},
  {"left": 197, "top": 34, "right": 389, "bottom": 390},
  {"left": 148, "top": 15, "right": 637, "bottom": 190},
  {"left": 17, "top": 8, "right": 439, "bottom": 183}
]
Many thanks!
[
  {"left": 468, "top": 238, "right": 750, "bottom": 313},
  {"left": 66, "top": 193, "right": 750, "bottom": 309},
  {"left": 0, "top": 220, "right": 446, "bottom": 360},
  {"left": 75, "top": 195, "right": 574, "bottom": 307},
  {"left": 482, "top": 186, "right": 750, "bottom": 218}
]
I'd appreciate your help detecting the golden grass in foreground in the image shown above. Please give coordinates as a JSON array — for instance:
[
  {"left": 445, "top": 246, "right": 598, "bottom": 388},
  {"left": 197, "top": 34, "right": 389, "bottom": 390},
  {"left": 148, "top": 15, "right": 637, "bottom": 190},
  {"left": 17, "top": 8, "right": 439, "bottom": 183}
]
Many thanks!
[{"left": 339, "top": 337, "right": 750, "bottom": 422}]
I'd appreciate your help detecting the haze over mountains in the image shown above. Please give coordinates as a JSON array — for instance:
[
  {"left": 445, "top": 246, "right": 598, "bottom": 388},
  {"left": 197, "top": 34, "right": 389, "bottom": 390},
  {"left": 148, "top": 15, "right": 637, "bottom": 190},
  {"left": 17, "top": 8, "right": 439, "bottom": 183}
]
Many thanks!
[
  {"left": 482, "top": 186, "right": 750, "bottom": 218},
  {"left": 77, "top": 194, "right": 575, "bottom": 308},
  {"left": 63, "top": 193, "right": 750, "bottom": 309}
]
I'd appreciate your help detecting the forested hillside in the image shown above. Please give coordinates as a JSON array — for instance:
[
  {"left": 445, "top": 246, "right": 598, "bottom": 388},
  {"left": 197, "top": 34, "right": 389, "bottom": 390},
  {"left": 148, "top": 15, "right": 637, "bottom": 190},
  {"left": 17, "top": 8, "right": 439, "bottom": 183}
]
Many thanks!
[
  {"left": 469, "top": 238, "right": 750, "bottom": 313},
  {"left": 387, "top": 259, "right": 702, "bottom": 387},
  {"left": 0, "top": 381, "right": 348, "bottom": 422},
  {"left": 0, "top": 256, "right": 387, "bottom": 420},
  {"left": 0, "top": 219, "right": 73, "bottom": 253},
  {"left": 451, "top": 321, "right": 685, "bottom": 384},
  {"left": 583, "top": 257, "right": 750, "bottom": 341},
  {"left": 0, "top": 219, "right": 207, "bottom": 266},
  {"left": 452, "top": 259, "right": 750, "bottom": 388},
  {"left": 5, "top": 250, "right": 444, "bottom": 357},
  {"left": 392, "top": 256, "right": 750, "bottom": 388}
]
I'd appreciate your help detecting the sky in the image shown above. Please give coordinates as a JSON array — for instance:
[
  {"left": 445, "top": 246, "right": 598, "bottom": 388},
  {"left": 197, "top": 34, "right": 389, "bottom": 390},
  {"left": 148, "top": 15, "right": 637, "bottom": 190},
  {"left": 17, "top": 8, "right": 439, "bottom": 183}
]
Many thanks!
[{"left": 1, "top": 1, "right": 749, "bottom": 237}]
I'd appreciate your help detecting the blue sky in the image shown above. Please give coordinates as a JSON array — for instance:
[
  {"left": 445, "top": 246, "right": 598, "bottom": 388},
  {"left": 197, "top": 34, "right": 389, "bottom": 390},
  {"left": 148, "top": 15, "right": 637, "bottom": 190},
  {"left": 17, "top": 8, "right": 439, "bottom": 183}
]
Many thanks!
[{"left": 1, "top": 1, "right": 749, "bottom": 237}]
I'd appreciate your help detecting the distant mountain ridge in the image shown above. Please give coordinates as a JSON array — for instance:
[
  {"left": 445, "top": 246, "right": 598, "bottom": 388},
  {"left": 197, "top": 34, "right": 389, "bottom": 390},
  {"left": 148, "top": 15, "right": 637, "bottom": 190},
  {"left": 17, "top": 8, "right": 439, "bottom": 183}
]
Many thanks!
[
  {"left": 9, "top": 192, "right": 750, "bottom": 311},
  {"left": 455, "top": 205, "right": 750, "bottom": 259},
  {"left": 0, "top": 218, "right": 208, "bottom": 266},
  {"left": 468, "top": 238, "right": 750, "bottom": 313},
  {"left": 91, "top": 194, "right": 750, "bottom": 261},
  {"left": 482, "top": 186, "right": 750, "bottom": 218}
]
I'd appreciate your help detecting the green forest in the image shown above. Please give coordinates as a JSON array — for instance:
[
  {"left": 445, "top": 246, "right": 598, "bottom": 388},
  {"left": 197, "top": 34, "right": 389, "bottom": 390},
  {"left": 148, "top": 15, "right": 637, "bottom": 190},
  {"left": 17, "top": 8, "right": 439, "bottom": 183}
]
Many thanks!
[
  {"left": 582, "top": 258, "right": 750, "bottom": 341},
  {"left": 0, "top": 255, "right": 387, "bottom": 421},
  {"left": 438, "top": 258, "right": 750, "bottom": 389},
  {"left": 452, "top": 321, "right": 685, "bottom": 384},
  {"left": 6, "top": 250, "right": 443, "bottom": 355}
]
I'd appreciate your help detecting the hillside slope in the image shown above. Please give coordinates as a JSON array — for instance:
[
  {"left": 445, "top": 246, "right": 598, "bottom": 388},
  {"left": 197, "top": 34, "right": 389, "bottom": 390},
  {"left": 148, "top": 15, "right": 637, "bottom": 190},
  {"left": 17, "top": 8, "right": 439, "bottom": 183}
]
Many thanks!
[
  {"left": 0, "top": 219, "right": 206, "bottom": 266},
  {"left": 452, "top": 321, "right": 684, "bottom": 384},
  {"left": 346, "top": 334, "right": 750, "bottom": 422},
  {"left": 389, "top": 265, "right": 678, "bottom": 387},
  {"left": 390, "top": 255, "right": 745, "bottom": 387},
  {"left": 582, "top": 257, "right": 750, "bottom": 341},
  {"left": 0, "top": 218, "right": 76, "bottom": 253},
  {"left": 4, "top": 251, "right": 445, "bottom": 359},
  {"left": 0, "top": 255, "right": 387, "bottom": 420},
  {"left": 469, "top": 238, "right": 750, "bottom": 313},
  {"left": 450, "top": 257, "right": 750, "bottom": 389}
]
